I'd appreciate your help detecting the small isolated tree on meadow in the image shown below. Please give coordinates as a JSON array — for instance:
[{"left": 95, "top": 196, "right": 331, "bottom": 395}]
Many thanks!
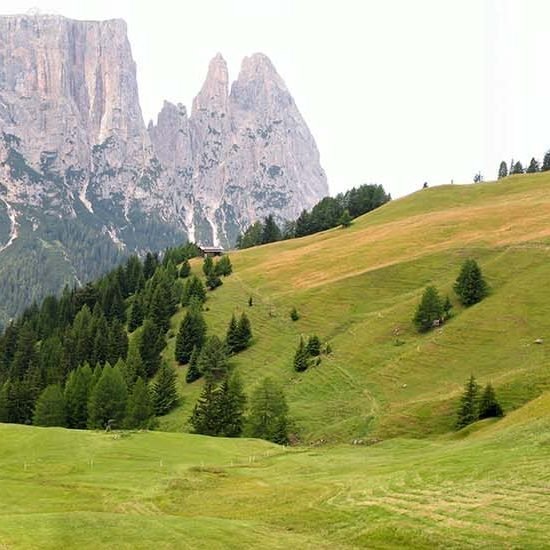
[
  {"left": 290, "top": 307, "right": 300, "bottom": 321},
  {"left": 206, "top": 272, "right": 223, "bottom": 290},
  {"left": 413, "top": 286, "right": 443, "bottom": 333},
  {"left": 478, "top": 383, "right": 504, "bottom": 420},
  {"left": 248, "top": 296, "right": 253, "bottom": 307},
  {"left": 124, "top": 377, "right": 153, "bottom": 429},
  {"left": 454, "top": 259, "right": 488, "bottom": 307},
  {"left": 203, "top": 255, "right": 214, "bottom": 277},
  {"left": 225, "top": 314, "right": 240, "bottom": 354},
  {"left": 473, "top": 172, "right": 483, "bottom": 183},
  {"left": 339, "top": 209, "right": 353, "bottom": 228},
  {"left": 236, "top": 312, "right": 252, "bottom": 351},
  {"left": 456, "top": 374, "right": 479, "bottom": 429},
  {"left": 215, "top": 255, "right": 232, "bottom": 277},
  {"left": 511, "top": 161, "right": 524, "bottom": 175},
  {"left": 33, "top": 384, "right": 67, "bottom": 427},
  {"left": 151, "top": 363, "right": 179, "bottom": 416},
  {"left": 182, "top": 275, "right": 207, "bottom": 306},
  {"left": 179, "top": 258, "right": 191, "bottom": 278},
  {"left": 498, "top": 160, "right": 508, "bottom": 179},
  {"left": 526, "top": 157, "right": 540, "bottom": 174},
  {"left": 293, "top": 337, "right": 310, "bottom": 372},
  {"left": 306, "top": 335, "right": 321, "bottom": 357}
]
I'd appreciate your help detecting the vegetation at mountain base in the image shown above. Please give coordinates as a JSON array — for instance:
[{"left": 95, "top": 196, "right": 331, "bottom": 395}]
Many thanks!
[{"left": 236, "top": 183, "right": 390, "bottom": 248}]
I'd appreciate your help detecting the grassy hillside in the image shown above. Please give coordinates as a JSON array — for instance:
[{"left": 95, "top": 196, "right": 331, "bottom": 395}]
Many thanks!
[
  {"left": 0, "top": 392, "right": 548, "bottom": 548},
  {"left": 159, "top": 173, "right": 550, "bottom": 442}
]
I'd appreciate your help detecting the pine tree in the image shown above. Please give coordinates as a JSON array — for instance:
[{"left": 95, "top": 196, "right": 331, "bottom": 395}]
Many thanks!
[
  {"left": 511, "top": 160, "right": 524, "bottom": 175},
  {"left": 478, "top": 383, "right": 504, "bottom": 420},
  {"left": 225, "top": 314, "right": 240, "bottom": 354},
  {"left": 151, "top": 363, "right": 179, "bottom": 416},
  {"left": 203, "top": 255, "right": 214, "bottom": 276},
  {"left": 189, "top": 380, "right": 220, "bottom": 435},
  {"left": 206, "top": 272, "right": 223, "bottom": 290},
  {"left": 185, "top": 346, "right": 202, "bottom": 384},
  {"left": 218, "top": 372, "right": 246, "bottom": 437},
  {"left": 456, "top": 374, "right": 480, "bottom": 429},
  {"left": 124, "top": 377, "right": 153, "bottom": 429},
  {"left": 143, "top": 252, "right": 160, "bottom": 280},
  {"left": 179, "top": 258, "right": 191, "bottom": 278},
  {"left": 175, "top": 308, "right": 207, "bottom": 364},
  {"left": 182, "top": 275, "right": 207, "bottom": 305},
  {"left": 542, "top": 150, "right": 550, "bottom": 172},
  {"left": 248, "top": 378, "right": 289, "bottom": 444},
  {"left": 413, "top": 286, "right": 443, "bottom": 332},
  {"left": 148, "top": 278, "right": 175, "bottom": 333},
  {"left": 139, "top": 320, "right": 164, "bottom": 378},
  {"left": 339, "top": 209, "right": 353, "bottom": 228},
  {"left": 306, "top": 335, "right": 321, "bottom": 357},
  {"left": 293, "top": 337, "right": 309, "bottom": 372},
  {"left": 128, "top": 294, "right": 145, "bottom": 332},
  {"left": 33, "top": 384, "right": 67, "bottom": 427},
  {"left": 498, "top": 160, "right": 508, "bottom": 179},
  {"left": 215, "top": 255, "right": 232, "bottom": 277},
  {"left": 526, "top": 157, "right": 540, "bottom": 173},
  {"left": 87, "top": 363, "right": 128, "bottom": 429},
  {"left": 236, "top": 312, "right": 252, "bottom": 352},
  {"left": 65, "top": 363, "right": 93, "bottom": 429},
  {"left": 261, "top": 215, "right": 282, "bottom": 244},
  {"left": 454, "top": 259, "right": 488, "bottom": 306},
  {"left": 196, "top": 336, "right": 229, "bottom": 382},
  {"left": 107, "top": 319, "right": 129, "bottom": 365}
]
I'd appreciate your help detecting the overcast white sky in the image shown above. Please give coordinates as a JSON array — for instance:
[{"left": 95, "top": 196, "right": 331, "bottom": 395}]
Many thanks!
[{"left": 1, "top": 0, "right": 550, "bottom": 198}]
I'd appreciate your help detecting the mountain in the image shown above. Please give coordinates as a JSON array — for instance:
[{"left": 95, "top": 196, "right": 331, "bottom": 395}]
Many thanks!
[{"left": 0, "top": 14, "right": 328, "bottom": 323}]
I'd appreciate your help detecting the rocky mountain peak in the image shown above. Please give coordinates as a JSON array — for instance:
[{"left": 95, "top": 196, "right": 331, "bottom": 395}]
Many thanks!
[{"left": 192, "top": 53, "right": 229, "bottom": 115}]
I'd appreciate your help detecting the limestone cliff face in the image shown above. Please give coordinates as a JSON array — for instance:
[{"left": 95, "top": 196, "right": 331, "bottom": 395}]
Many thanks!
[{"left": 0, "top": 14, "right": 328, "bottom": 322}]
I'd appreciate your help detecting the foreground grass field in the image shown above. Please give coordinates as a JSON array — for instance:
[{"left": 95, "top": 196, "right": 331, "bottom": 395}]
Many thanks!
[
  {"left": 0, "top": 392, "right": 549, "bottom": 548},
  {"left": 159, "top": 174, "right": 550, "bottom": 442}
]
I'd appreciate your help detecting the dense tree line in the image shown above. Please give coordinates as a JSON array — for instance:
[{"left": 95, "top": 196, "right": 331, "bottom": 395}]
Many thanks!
[
  {"left": 0, "top": 242, "right": 200, "bottom": 428},
  {"left": 497, "top": 151, "right": 550, "bottom": 179},
  {"left": 236, "top": 183, "right": 391, "bottom": 249}
]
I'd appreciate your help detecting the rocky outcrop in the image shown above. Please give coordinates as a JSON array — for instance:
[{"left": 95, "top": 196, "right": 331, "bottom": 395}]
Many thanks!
[{"left": 0, "top": 13, "right": 328, "bottom": 323}]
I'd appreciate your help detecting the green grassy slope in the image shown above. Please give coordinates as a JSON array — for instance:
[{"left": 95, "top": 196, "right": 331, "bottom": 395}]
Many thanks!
[
  {"left": 0, "top": 392, "right": 548, "bottom": 549},
  {"left": 159, "top": 174, "right": 550, "bottom": 442}
]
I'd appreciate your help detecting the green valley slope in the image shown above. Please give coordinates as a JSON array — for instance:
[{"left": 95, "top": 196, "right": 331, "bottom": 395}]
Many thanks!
[{"left": 160, "top": 173, "right": 550, "bottom": 442}]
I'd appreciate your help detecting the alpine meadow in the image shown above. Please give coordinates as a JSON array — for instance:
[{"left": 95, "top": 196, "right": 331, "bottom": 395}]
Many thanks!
[
  {"left": 1, "top": 171, "right": 549, "bottom": 548},
  {"left": 1, "top": 5, "right": 550, "bottom": 549}
]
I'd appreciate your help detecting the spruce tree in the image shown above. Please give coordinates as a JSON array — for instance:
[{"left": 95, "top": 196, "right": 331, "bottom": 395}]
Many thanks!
[
  {"left": 306, "top": 335, "right": 321, "bottom": 357},
  {"left": 33, "top": 384, "right": 67, "bottom": 427},
  {"left": 10, "top": 324, "right": 38, "bottom": 380},
  {"left": 64, "top": 363, "right": 93, "bottom": 429},
  {"left": 189, "top": 381, "right": 220, "bottom": 435},
  {"left": 478, "top": 383, "right": 504, "bottom": 420},
  {"left": 218, "top": 372, "right": 246, "bottom": 437},
  {"left": 185, "top": 346, "right": 202, "bottom": 384},
  {"left": 197, "top": 336, "right": 229, "bottom": 382},
  {"left": 0, "top": 380, "right": 9, "bottom": 422},
  {"left": 225, "top": 314, "right": 240, "bottom": 354},
  {"left": 454, "top": 259, "right": 488, "bottom": 306},
  {"left": 182, "top": 275, "right": 207, "bottom": 305},
  {"left": 87, "top": 363, "right": 128, "bottom": 429},
  {"left": 126, "top": 339, "right": 146, "bottom": 381},
  {"left": 456, "top": 374, "right": 480, "bottom": 429},
  {"left": 526, "top": 157, "right": 540, "bottom": 173},
  {"left": 293, "top": 337, "right": 310, "bottom": 372},
  {"left": 248, "top": 378, "right": 289, "bottom": 444},
  {"left": 39, "top": 336, "right": 64, "bottom": 386},
  {"left": 124, "top": 377, "right": 153, "bottom": 429},
  {"left": 339, "top": 209, "right": 353, "bottom": 228},
  {"left": 290, "top": 307, "right": 300, "bottom": 321},
  {"left": 151, "top": 363, "right": 179, "bottom": 416},
  {"left": 148, "top": 278, "right": 175, "bottom": 333},
  {"left": 179, "top": 258, "right": 191, "bottom": 278},
  {"left": 107, "top": 319, "right": 129, "bottom": 365},
  {"left": 511, "top": 160, "right": 524, "bottom": 174},
  {"left": 215, "top": 255, "right": 233, "bottom": 277},
  {"left": 203, "top": 255, "right": 214, "bottom": 276},
  {"left": 128, "top": 294, "right": 144, "bottom": 332},
  {"left": 498, "top": 160, "right": 508, "bottom": 179},
  {"left": 236, "top": 312, "right": 252, "bottom": 352},
  {"left": 91, "top": 313, "right": 109, "bottom": 367},
  {"left": 261, "top": 215, "right": 282, "bottom": 244},
  {"left": 139, "top": 320, "right": 164, "bottom": 378},
  {"left": 206, "top": 272, "right": 223, "bottom": 290},
  {"left": 542, "top": 150, "right": 550, "bottom": 171},
  {"left": 413, "top": 286, "right": 443, "bottom": 332},
  {"left": 175, "top": 308, "right": 207, "bottom": 364}
]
